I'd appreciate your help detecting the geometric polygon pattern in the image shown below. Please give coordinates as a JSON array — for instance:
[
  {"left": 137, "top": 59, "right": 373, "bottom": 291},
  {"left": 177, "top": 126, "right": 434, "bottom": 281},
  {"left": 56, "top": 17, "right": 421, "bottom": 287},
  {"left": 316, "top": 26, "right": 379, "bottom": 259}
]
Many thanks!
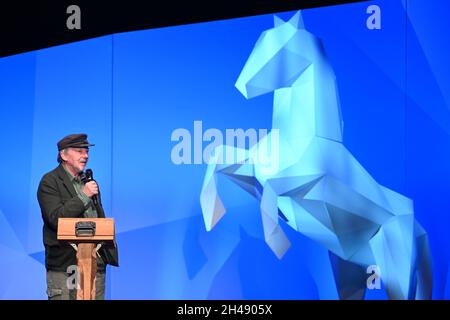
[{"left": 200, "top": 11, "right": 433, "bottom": 299}]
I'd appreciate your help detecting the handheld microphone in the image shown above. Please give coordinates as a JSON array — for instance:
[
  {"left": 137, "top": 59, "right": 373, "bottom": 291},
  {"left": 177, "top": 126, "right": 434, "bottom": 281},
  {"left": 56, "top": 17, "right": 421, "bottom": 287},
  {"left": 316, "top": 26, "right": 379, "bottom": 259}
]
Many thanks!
[{"left": 82, "top": 169, "right": 99, "bottom": 206}]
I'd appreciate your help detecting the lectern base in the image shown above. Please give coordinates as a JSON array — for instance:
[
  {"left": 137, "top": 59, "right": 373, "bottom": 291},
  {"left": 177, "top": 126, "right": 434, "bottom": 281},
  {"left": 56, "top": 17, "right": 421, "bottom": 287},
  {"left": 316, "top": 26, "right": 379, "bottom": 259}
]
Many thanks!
[{"left": 76, "top": 243, "right": 98, "bottom": 300}]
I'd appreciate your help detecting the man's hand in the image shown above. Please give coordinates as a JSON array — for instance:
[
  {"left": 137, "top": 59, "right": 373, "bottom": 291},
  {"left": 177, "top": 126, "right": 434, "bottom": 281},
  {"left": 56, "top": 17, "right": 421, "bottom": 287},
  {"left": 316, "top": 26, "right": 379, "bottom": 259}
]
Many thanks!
[{"left": 82, "top": 181, "right": 98, "bottom": 198}]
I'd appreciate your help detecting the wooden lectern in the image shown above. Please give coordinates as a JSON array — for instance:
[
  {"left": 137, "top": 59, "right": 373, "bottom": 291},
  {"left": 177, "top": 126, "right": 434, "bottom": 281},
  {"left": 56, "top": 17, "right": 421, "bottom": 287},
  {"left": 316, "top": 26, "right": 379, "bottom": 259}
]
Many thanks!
[{"left": 57, "top": 218, "right": 115, "bottom": 300}]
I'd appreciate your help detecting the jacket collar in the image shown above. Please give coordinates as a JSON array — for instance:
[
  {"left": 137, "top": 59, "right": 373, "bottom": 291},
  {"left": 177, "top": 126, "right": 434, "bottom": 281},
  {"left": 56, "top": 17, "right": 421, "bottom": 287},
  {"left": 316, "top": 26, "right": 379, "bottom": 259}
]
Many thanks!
[{"left": 56, "top": 164, "right": 78, "bottom": 198}]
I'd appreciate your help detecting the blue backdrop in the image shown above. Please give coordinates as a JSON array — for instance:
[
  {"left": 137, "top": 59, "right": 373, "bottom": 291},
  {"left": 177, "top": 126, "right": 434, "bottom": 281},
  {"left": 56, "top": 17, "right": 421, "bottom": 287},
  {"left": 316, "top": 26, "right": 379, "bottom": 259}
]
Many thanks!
[{"left": 0, "top": 0, "right": 449, "bottom": 299}]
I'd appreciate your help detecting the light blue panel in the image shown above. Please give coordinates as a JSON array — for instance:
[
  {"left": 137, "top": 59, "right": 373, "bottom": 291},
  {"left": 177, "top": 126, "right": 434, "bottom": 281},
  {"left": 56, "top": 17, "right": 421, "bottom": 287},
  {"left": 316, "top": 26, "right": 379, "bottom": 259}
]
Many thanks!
[{"left": 0, "top": 52, "right": 36, "bottom": 250}]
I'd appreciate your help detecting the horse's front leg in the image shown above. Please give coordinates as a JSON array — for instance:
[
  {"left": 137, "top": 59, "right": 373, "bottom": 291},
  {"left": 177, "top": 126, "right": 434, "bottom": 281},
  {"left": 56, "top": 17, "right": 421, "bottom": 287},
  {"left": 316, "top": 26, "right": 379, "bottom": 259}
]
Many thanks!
[
  {"left": 260, "top": 182, "right": 291, "bottom": 259},
  {"left": 200, "top": 144, "right": 255, "bottom": 231}
]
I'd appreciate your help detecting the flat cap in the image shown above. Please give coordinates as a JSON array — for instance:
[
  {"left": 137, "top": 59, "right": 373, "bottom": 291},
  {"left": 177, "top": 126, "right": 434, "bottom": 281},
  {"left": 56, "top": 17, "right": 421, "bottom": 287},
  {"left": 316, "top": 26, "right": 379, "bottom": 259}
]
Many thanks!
[{"left": 57, "top": 133, "right": 95, "bottom": 151}]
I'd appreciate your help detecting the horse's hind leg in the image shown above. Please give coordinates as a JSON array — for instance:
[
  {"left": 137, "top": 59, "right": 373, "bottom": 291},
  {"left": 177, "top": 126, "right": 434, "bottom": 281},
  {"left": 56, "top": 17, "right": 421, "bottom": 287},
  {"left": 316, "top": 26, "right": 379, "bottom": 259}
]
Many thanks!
[
  {"left": 369, "top": 215, "right": 416, "bottom": 299},
  {"left": 414, "top": 222, "right": 432, "bottom": 299},
  {"left": 329, "top": 252, "right": 367, "bottom": 300}
]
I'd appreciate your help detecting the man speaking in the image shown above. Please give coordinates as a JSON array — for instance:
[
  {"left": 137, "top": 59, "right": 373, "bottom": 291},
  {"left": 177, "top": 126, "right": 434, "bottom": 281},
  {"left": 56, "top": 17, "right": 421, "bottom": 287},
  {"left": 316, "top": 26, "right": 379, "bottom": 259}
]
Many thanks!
[{"left": 37, "top": 133, "right": 118, "bottom": 300}]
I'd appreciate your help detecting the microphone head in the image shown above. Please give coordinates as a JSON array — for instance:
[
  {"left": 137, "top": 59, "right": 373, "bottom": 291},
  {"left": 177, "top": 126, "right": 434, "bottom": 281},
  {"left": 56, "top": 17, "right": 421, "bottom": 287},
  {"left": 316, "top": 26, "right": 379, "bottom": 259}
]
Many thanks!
[
  {"left": 85, "top": 169, "right": 93, "bottom": 180},
  {"left": 79, "top": 171, "right": 88, "bottom": 183}
]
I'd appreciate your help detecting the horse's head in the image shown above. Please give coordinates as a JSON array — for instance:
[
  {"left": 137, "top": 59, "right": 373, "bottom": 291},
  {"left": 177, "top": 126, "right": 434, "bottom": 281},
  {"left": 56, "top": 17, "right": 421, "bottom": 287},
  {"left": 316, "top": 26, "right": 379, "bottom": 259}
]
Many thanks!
[{"left": 236, "top": 11, "right": 321, "bottom": 99}]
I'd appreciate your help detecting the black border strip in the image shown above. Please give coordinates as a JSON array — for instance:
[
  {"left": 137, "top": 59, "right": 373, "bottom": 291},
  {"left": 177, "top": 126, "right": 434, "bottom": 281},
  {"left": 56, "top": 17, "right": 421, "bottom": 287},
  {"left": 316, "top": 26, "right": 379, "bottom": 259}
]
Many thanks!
[
  {"left": 0, "top": 300, "right": 446, "bottom": 318},
  {"left": 0, "top": 0, "right": 369, "bottom": 58}
]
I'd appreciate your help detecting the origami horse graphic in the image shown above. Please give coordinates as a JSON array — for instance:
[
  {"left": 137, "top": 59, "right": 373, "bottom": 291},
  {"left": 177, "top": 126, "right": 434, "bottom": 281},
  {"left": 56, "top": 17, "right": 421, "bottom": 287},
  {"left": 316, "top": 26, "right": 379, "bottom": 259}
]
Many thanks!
[{"left": 200, "top": 11, "right": 432, "bottom": 299}]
